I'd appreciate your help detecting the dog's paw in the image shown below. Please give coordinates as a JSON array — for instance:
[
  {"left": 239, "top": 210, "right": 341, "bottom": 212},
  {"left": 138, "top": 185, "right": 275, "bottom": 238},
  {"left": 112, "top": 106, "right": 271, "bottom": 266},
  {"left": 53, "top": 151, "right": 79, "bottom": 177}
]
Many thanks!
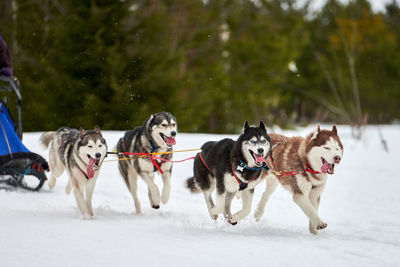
[
  {"left": 209, "top": 213, "right": 218, "bottom": 220},
  {"left": 48, "top": 178, "right": 56, "bottom": 189},
  {"left": 310, "top": 221, "right": 328, "bottom": 232},
  {"left": 81, "top": 214, "right": 94, "bottom": 220},
  {"left": 209, "top": 207, "right": 220, "bottom": 216},
  {"left": 135, "top": 208, "right": 142, "bottom": 215},
  {"left": 134, "top": 203, "right": 142, "bottom": 214},
  {"left": 223, "top": 212, "right": 232, "bottom": 219},
  {"left": 229, "top": 214, "right": 241, "bottom": 224},
  {"left": 227, "top": 216, "right": 238, "bottom": 225},
  {"left": 316, "top": 221, "right": 327, "bottom": 230},
  {"left": 309, "top": 223, "right": 318, "bottom": 235},
  {"left": 209, "top": 208, "right": 219, "bottom": 220},
  {"left": 254, "top": 209, "right": 264, "bottom": 222}
]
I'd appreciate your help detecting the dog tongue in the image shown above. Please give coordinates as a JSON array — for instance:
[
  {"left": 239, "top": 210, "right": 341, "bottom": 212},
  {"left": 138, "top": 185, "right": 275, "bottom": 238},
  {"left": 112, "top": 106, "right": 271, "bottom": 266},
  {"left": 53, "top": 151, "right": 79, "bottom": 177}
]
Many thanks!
[
  {"left": 254, "top": 154, "right": 266, "bottom": 164},
  {"left": 165, "top": 137, "right": 176, "bottom": 146},
  {"left": 321, "top": 162, "right": 332, "bottom": 174},
  {"left": 87, "top": 157, "right": 96, "bottom": 179}
]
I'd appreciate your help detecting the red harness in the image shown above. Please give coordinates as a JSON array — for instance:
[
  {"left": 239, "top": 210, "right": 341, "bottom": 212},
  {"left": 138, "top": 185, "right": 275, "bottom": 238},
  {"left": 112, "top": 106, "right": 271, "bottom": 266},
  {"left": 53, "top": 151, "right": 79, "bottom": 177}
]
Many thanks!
[
  {"left": 150, "top": 154, "right": 168, "bottom": 174},
  {"left": 121, "top": 139, "right": 170, "bottom": 175},
  {"left": 268, "top": 156, "right": 320, "bottom": 177}
]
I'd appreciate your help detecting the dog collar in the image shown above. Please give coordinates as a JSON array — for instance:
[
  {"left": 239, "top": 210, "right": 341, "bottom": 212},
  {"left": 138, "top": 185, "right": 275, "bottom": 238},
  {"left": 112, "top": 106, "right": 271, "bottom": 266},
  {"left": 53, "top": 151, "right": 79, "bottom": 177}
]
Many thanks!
[
  {"left": 237, "top": 160, "right": 269, "bottom": 172},
  {"left": 303, "top": 161, "right": 320, "bottom": 175},
  {"left": 149, "top": 141, "right": 159, "bottom": 153}
]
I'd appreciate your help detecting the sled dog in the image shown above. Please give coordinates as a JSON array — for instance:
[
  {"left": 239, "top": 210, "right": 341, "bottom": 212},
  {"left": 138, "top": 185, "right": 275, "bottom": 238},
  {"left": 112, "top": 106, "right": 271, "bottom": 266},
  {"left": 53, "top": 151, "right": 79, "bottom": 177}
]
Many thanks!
[
  {"left": 117, "top": 112, "right": 177, "bottom": 214},
  {"left": 254, "top": 125, "right": 343, "bottom": 234},
  {"left": 40, "top": 127, "right": 107, "bottom": 217},
  {"left": 186, "top": 121, "right": 271, "bottom": 224}
]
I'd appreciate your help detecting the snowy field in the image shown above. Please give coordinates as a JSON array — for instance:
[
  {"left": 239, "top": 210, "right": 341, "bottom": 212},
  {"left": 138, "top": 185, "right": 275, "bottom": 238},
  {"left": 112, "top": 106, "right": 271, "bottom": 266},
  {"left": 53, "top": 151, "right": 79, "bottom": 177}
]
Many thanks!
[{"left": 1, "top": 125, "right": 399, "bottom": 267}]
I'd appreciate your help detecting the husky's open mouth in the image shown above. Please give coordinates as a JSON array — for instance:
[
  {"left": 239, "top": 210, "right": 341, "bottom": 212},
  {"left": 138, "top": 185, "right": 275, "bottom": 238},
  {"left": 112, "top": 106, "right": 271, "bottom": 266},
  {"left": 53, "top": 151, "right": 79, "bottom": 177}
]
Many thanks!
[
  {"left": 87, "top": 154, "right": 100, "bottom": 167},
  {"left": 86, "top": 155, "right": 100, "bottom": 179},
  {"left": 321, "top": 157, "right": 335, "bottom": 174},
  {"left": 249, "top": 150, "right": 266, "bottom": 167},
  {"left": 160, "top": 133, "right": 176, "bottom": 147}
]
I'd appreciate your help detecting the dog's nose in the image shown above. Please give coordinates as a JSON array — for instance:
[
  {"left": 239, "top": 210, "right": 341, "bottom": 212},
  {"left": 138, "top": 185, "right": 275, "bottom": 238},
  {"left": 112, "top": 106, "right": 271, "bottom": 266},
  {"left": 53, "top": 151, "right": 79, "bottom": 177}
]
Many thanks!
[
  {"left": 95, "top": 153, "right": 101, "bottom": 159},
  {"left": 171, "top": 131, "right": 176, "bottom": 137},
  {"left": 257, "top": 148, "right": 264, "bottom": 154},
  {"left": 334, "top": 156, "right": 341, "bottom": 163}
]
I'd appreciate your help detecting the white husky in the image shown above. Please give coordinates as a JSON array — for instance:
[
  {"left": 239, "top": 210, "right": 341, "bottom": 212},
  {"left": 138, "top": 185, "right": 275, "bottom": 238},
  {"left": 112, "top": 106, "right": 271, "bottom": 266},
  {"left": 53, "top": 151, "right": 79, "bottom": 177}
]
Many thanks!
[{"left": 40, "top": 127, "right": 107, "bottom": 217}]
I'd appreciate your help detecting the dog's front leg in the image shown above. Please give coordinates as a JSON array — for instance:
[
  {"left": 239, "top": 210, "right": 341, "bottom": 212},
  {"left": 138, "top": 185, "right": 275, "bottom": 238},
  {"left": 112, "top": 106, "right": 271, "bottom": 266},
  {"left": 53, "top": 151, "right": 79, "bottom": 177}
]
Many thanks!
[
  {"left": 85, "top": 179, "right": 96, "bottom": 217},
  {"left": 161, "top": 170, "right": 171, "bottom": 204},
  {"left": 230, "top": 189, "right": 254, "bottom": 224},
  {"left": 224, "top": 191, "right": 235, "bottom": 219},
  {"left": 48, "top": 146, "right": 64, "bottom": 189},
  {"left": 254, "top": 174, "right": 279, "bottom": 221},
  {"left": 202, "top": 189, "right": 217, "bottom": 220},
  {"left": 293, "top": 193, "right": 327, "bottom": 231},
  {"left": 210, "top": 192, "right": 226, "bottom": 217},
  {"left": 308, "top": 184, "right": 325, "bottom": 235},
  {"left": 127, "top": 169, "right": 142, "bottom": 214},
  {"left": 141, "top": 172, "right": 161, "bottom": 209},
  {"left": 73, "top": 184, "right": 89, "bottom": 216}
]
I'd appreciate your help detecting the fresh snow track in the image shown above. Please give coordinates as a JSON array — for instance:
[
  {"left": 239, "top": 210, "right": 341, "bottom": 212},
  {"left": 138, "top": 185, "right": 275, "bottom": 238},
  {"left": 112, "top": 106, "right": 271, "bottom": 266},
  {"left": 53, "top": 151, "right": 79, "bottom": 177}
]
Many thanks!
[{"left": 1, "top": 126, "right": 399, "bottom": 267}]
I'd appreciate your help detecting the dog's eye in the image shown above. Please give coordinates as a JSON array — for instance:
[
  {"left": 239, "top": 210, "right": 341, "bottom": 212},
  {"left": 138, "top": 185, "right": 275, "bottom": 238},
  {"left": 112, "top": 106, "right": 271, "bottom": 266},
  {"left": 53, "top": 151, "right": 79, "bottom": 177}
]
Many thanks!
[
  {"left": 161, "top": 124, "right": 168, "bottom": 127},
  {"left": 88, "top": 145, "right": 93, "bottom": 148},
  {"left": 324, "top": 147, "right": 329, "bottom": 150},
  {"left": 171, "top": 123, "right": 176, "bottom": 127},
  {"left": 98, "top": 145, "right": 102, "bottom": 148},
  {"left": 250, "top": 140, "right": 256, "bottom": 144},
  {"left": 261, "top": 139, "right": 266, "bottom": 144}
]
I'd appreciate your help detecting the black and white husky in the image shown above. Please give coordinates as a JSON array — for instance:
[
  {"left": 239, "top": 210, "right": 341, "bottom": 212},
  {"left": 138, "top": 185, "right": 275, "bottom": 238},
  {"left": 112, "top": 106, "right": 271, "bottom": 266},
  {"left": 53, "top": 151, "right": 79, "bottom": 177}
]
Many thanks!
[
  {"left": 40, "top": 127, "right": 107, "bottom": 217},
  {"left": 116, "top": 112, "right": 177, "bottom": 214},
  {"left": 186, "top": 122, "right": 271, "bottom": 224}
]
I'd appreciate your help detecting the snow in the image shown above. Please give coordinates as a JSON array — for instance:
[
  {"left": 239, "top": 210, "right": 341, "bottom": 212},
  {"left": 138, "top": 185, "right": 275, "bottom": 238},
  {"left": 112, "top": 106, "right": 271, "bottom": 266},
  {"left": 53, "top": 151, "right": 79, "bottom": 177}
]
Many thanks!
[
  {"left": 1, "top": 125, "right": 399, "bottom": 267},
  {"left": 297, "top": 0, "right": 400, "bottom": 13}
]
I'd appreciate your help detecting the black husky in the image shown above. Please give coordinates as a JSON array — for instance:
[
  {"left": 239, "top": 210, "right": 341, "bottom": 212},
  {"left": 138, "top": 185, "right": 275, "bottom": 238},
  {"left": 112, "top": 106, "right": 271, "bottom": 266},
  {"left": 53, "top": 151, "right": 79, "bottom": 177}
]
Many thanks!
[{"left": 186, "top": 121, "right": 271, "bottom": 224}]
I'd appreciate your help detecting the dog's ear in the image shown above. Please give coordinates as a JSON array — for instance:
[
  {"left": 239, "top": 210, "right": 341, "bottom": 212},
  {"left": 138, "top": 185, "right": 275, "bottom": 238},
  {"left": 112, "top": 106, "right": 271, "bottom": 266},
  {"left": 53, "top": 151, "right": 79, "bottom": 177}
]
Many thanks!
[
  {"left": 311, "top": 124, "right": 320, "bottom": 140},
  {"left": 79, "top": 127, "right": 87, "bottom": 138},
  {"left": 94, "top": 125, "right": 102, "bottom": 136},
  {"left": 145, "top": 114, "right": 154, "bottom": 127},
  {"left": 259, "top": 121, "right": 266, "bottom": 132},
  {"left": 332, "top": 125, "right": 338, "bottom": 135},
  {"left": 243, "top": 121, "right": 250, "bottom": 132}
]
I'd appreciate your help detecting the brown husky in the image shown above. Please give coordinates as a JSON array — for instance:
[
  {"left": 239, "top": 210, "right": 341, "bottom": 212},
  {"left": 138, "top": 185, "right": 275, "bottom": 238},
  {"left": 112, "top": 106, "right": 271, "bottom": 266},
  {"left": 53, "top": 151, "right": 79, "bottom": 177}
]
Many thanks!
[{"left": 254, "top": 125, "right": 343, "bottom": 234}]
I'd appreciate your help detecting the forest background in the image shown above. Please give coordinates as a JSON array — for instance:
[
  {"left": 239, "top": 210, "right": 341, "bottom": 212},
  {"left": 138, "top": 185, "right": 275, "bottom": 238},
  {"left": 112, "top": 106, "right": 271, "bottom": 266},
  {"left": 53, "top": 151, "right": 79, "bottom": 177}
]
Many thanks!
[{"left": 1, "top": 0, "right": 399, "bottom": 134}]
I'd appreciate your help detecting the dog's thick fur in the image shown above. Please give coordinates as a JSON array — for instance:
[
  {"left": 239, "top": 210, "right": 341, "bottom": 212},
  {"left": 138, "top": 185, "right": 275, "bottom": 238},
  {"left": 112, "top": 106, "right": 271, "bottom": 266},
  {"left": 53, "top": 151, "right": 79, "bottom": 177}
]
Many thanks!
[
  {"left": 254, "top": 125, "right": 343, "bottom": 234},
  {"left": 117, "top": 112, "right": 177, "bottom": 214},
  {"left": 186, "top": 121, "right": 271, "bottom": 224},
  {"left": 40, "top": 127, "right": 107, "bottom": 217}
]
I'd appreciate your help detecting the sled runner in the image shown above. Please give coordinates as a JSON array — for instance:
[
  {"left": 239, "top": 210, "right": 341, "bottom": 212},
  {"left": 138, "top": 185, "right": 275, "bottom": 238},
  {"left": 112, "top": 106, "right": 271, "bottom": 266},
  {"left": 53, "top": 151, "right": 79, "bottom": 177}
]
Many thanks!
[{"left": 0, "top": 77, "right": 49, "bottom": 191}]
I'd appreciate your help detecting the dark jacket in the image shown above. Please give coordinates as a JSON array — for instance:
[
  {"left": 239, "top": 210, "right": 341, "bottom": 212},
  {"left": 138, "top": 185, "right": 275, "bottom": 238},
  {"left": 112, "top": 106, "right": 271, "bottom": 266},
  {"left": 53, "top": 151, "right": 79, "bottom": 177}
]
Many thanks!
[{"left": 0, "top": 36, "right": 13, "bottom": 77}]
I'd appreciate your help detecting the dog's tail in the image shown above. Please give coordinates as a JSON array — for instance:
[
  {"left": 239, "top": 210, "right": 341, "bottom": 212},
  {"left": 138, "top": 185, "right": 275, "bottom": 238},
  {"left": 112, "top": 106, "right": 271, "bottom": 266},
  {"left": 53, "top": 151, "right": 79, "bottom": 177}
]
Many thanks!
[
  {"left": 185, "top": 177, "right": 201, "bottom": 193},
  {"left": 40, "top": 131, "right": 56, "bottom": 148}
]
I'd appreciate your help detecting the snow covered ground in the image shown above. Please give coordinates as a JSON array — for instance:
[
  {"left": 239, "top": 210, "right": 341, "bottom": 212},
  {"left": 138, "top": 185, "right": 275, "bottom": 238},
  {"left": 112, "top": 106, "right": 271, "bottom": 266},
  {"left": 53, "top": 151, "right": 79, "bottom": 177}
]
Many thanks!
[{"left": 1, "top": 125, "right": 399, "bottom": 267}]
